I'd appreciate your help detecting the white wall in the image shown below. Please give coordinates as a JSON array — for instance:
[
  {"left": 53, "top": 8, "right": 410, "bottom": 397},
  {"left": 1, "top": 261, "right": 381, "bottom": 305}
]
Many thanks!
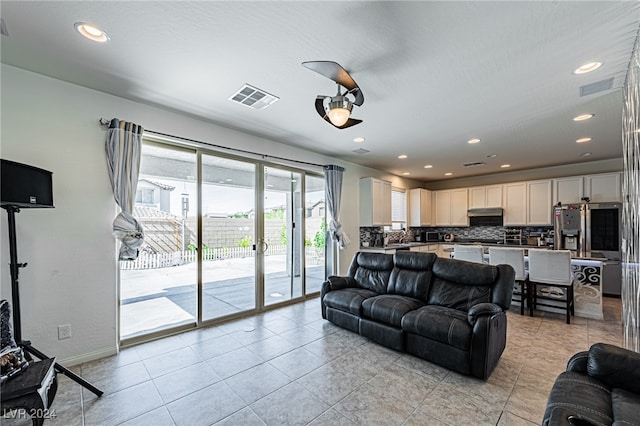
[{"left": 0, "top": 64, "right": 423, "bottom": 364}]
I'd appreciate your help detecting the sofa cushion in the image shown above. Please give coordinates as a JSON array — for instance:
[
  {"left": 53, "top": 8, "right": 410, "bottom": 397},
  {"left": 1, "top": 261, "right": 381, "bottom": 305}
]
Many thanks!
[
  {"left": 348, "top": 252, "right": 394, "bottom": 294},
  {"left": 401, "top": 305, "right": 472, "bottom": 351},
  {"left": 612, "top": 387, "right": 640, "bottom": 426},
  {"left": 362, "top": 295, "right": 424, "bottom": 328},
  {"left": 387, "top": 252, "right": 435, "bottom": 300},
  {"left": 323, "top": 288, "right": 378, "bottom": 316},
  {"left": 543, "top": 371, "right": 613, "bottom": 425}
]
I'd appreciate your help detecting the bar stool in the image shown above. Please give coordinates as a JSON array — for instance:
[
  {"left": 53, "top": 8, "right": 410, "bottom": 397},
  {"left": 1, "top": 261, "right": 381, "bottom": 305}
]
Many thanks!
[
  {"left": 453, "top": 245, "right": 484, "bottom": 263},
  {"left": 528, "top": 249, "right": 574, "bottom": 324},
  {"left": 489, "top": 247, "right": 528, "bottom": 315}
]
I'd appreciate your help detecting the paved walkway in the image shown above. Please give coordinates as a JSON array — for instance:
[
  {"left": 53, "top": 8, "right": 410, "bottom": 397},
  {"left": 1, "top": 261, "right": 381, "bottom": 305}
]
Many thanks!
[{"left": 120, "top": 256, "right": 325, "bottom": 339}]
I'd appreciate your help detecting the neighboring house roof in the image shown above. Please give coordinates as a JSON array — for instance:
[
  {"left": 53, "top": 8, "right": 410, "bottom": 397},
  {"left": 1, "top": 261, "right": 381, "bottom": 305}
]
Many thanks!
[
  {"left": 134, "top": 206, "right": 180, "bottom": 219},
  {"left": 138, "top": 178, "right": 175, "bottom": 191}
]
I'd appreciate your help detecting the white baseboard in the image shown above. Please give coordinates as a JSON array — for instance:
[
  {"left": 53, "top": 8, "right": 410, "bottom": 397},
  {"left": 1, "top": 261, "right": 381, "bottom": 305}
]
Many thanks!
[{"left": 57, "top": 346, "right": 117, "bottom": 367}]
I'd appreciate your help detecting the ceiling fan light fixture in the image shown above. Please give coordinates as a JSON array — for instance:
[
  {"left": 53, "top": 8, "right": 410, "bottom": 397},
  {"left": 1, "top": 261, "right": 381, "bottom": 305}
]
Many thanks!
[{"left": 326, "top": 96, "right": 352, "bottom": 127}]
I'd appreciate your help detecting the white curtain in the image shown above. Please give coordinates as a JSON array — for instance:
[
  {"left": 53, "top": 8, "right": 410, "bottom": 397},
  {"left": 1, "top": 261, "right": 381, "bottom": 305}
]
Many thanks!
[
  {"left": 105, "top": 118, "right": 144, "bottom": 260},
  {"left": 324, "top": 165, "right": 350, "bottom": 249}
]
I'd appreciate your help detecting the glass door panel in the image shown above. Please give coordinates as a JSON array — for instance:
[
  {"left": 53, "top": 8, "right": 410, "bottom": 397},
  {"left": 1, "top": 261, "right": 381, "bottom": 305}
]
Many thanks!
[
  {"left": 201, "top": 155, "right": 256, "bottom": 321},
  {"left": 263, "top": 167, "right": 303, "bottom": 306},
  {"left": 305, "top": 174, "right": 326, "bottom": 294},
  {"left": 120, "top": 143, "right": 197, "bottom": 340}
]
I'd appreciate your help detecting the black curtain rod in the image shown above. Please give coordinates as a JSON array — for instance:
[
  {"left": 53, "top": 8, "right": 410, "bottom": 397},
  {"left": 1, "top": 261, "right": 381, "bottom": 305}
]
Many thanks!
[{"left": 99, "top": 118, "right": 326, "bottom": 169}]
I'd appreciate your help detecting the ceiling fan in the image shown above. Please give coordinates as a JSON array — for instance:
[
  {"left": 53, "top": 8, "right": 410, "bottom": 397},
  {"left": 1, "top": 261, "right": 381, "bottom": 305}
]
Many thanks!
[{"left": 302, "top": 61, "right": 364, "bottom": 129}]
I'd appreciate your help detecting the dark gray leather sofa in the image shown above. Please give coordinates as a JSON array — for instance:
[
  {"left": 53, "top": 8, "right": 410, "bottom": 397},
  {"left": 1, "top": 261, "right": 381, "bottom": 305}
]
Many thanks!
[
  {"left": 543, "top": 343, "right": 640, "bottom": 426},
  {"left": 321, "top": 251, "right": 515, "bottom": 380}
]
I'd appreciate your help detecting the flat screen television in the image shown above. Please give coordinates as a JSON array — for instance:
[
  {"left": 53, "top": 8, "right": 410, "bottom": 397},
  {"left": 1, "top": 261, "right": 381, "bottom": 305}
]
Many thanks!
[{"left": 1, "top": 159, "right": 54, "bottom": 208}]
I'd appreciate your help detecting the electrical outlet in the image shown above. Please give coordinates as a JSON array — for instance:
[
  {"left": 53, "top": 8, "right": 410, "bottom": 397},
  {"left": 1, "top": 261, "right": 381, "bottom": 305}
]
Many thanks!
[{"left": 58, "top": 324, "right": 71, "bottom": 340}]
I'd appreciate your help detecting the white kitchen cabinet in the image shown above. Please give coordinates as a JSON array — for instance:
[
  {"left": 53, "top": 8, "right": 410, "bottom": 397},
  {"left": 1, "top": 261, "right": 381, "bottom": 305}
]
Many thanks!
[
  {"left": 527, "top": 180, "right": 553, "bottom": 225},
  {"left": 553, "top": 173, "right": 621, "bottom": 204},
  {"left": 468, "top": 185, "right": 503, "bottom": 209},
  {"left": 408, "top": 188, "right": 432, "bottom": 226},
  {"left": 503, "top": 182, "right": 527, "bottom": 225},
  {"left": 434, "top": 188, "right": 468, "bottom": 226},
  {"left": 585, "top": 173, "right": 621, "bottom": 202},
  {"left": 503, "top": 180, "right": 551, "bottom": 225},
  {"left": 409, "top": 244, "right": 439, "bottom": 253},
  {"left": 553, "top": 176, "right": 584, "bottom": 205},
  {"left": 359, "top": 177, "right": 392, "bottom": 226}
]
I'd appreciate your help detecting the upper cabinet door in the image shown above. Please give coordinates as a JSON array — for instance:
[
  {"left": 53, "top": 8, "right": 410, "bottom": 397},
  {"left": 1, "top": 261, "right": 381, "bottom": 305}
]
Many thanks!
[
  {"left": 450, "top": 188, "right": 469, "bottom": 226},
  {"left": 585, "top": 173, "right": 621, "bottom": 202},
  {"left": 434, "top": 190, "right": 451, "bottom": 226},
  {"left": 553, "top": 177, "right": 584, "bottom": 205},
  {"left": 409, "top": 188, "right": 432, "bottom": 226},
  {"left": 359, "top": 177, "right": 392, "bottom": 226},
  {"left": 485, "top": 185, "right": 503, "bottom": 208},
  {"left": 503, "top": 182, "right": 527, "bottom": 225},
  {"left": 527, "top": 180, "right": 553, "bottom": 225},
  {"left": 468, "top": 187, "right": 486, "bottom": 209}
]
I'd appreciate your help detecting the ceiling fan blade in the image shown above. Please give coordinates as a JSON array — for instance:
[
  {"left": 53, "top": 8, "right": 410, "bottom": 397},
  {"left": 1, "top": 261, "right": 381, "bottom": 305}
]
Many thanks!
[
  {"left": 303, "top": 61, "right": 365, "bottom": 107},
  {"left": 348, "top": 87, "right": 364, "bottom": 107},
  {"left": 302, "top": 61, "right": 358, "bottom": 91}
]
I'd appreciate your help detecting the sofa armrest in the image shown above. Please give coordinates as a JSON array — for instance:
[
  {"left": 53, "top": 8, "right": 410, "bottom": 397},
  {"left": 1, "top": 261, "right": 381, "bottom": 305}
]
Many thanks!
[
  {"left": 320, "top": 276, "right": 359, "bottom": 319},
  {"left": 566, "top": 351, "right": 589, "bottom": 374},
  {"left": 326, "top": 275, "right": 358, "bottom": 291},
  {"left": 467, "top": 302, "right": 503, "bottom": 324},
  {"left": 587, "top": 343, "right": 640, "bottom": 393}
]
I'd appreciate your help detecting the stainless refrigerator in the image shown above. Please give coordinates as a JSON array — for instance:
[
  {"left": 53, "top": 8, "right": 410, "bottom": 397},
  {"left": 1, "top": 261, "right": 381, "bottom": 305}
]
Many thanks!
[{"left": 553, "top": 202, "right": 622, "bottom": 295}]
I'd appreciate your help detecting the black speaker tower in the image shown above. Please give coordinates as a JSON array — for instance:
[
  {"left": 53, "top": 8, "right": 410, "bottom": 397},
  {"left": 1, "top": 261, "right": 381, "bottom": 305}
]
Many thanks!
[{"left": 2, "top": 160, "right": 102, "bottom": 397}]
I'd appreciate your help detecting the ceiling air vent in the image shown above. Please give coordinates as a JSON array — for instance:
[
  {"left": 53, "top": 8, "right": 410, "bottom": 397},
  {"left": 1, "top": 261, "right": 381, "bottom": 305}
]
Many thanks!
[
  {"left": 580, "top": 78, "right": 614, "bottom": 97},
  {"left": 352, "top": 148, "right": 370, "bottom": 154},
  {"left": 229, "top": 84, "right": 279, "bottom": 110},
  {"left": 463, "top": 161, "right": 486, "bottom": 167}
]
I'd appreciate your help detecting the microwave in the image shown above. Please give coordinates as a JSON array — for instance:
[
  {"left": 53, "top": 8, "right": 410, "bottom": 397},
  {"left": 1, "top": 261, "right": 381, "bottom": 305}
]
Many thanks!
[{"left": 424, "top": 232, "right": 440, "bottom": 242}]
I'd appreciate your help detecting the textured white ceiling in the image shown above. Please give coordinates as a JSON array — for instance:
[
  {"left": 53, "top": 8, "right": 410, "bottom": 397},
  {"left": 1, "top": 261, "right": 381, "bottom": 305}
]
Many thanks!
[{"left": 1, "top": 1, "right": 638, "bottom": 181}]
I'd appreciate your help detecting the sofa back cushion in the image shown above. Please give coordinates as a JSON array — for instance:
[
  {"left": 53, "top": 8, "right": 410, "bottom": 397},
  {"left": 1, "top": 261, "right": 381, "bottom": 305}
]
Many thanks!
[
  {"left": 387, "top": 251, "right": 436, "bottom": 301},
  {"left": 426, "top": 258, "right": 498, "bottom": 311},
  {"left": 348, "top": 252, "right": 394, "bottom": 294}
]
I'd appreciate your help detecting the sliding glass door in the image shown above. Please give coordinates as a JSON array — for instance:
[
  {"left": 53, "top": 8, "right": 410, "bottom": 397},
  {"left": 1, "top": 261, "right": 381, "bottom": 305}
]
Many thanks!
[
  {"left": 201, "top": 154, "right": 256, "bottom": 321},
  {"left": 120, "top": 143, "right": 198, "bottom": 340},
  {"left": 263, "top": 167, "right": 303, "bottom": 306},
  {"left": 120, "top": 140, "right": 325, "bottom": 343}
]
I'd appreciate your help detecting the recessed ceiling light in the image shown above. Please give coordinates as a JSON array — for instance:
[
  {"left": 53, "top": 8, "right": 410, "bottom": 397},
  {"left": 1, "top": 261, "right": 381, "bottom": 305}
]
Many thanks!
[
  {"left": 500, "top": 164, "right": 511, "bottom": 168},
  {"left": 486, "top": 154, "right": 497, "bottom": 158},
  {"left": 402, "top": 172, "right": 410, "bottom": 176},
  {"left": 579, "top": 152, "right": 592, "bottom": 157},
  {"left": 573, "top": 61, "right": 603, "bottom": 75},
  {"left": 74, "top": 22, "right": 109, "bottom": 42},
  {"left": 424, "top": 164, "right": 433, "bottom": 169},
  {"left": 445, "top": 172, "right": 453, "bottom": 176},
  {"left": 576, "top": 137, "right": 592, "bottom": 143},
  {"left": 353, "top": 137, "right": 365, "bottom": 143},
  {"left": 468, "top": 138, "right": 481, "bottom": 144},
  {"left": 398, "top": 154, "right": 408, "bottom": 159},
  {"left": 573, "top": 114, "right": 595, "bottom": 121}
]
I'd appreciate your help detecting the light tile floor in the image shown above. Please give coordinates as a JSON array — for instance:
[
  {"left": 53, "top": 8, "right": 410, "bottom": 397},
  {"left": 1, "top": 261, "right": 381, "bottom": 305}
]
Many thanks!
[{"left": 3, "top": 297, "right": 623, "bottom": 426}]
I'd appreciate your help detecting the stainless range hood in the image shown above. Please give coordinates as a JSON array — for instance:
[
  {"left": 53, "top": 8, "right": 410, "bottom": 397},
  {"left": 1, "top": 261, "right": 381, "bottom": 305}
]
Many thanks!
[{"left": 467, "top": 208, "right": 503, "bottom": 217}]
